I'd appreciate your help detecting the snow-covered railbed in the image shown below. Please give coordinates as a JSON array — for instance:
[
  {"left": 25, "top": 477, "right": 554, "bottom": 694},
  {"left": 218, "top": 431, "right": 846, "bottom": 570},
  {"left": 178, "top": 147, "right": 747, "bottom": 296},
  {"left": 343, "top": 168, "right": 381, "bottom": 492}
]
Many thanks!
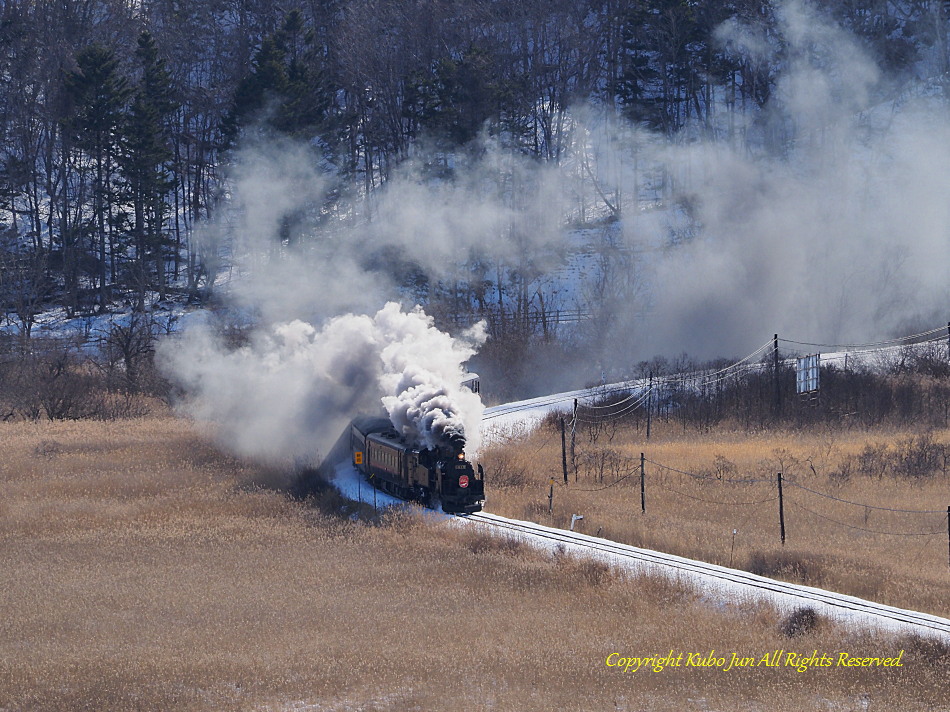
[
  {"left": 456, "top": 511, "right": 950, "bottom": 642},
  {"left": 330, "top": 459, "right": 950, "bottom": 640}
]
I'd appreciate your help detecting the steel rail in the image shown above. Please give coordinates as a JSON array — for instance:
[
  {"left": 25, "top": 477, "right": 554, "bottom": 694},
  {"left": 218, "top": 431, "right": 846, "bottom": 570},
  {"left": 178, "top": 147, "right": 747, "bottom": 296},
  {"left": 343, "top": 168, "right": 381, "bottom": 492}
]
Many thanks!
[{"left": 457, "top": 511, "right": 950, "bottom": 639}]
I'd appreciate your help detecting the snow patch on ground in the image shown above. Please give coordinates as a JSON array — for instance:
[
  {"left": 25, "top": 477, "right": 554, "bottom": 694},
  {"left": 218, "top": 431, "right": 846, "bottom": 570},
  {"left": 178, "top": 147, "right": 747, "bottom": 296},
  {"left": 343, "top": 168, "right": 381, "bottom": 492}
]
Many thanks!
[
  {"left": 453, "top": 513, "right": 950, "bottom": 642},
  {"left": 330, "top": 459, "right": 403, "bottom": 510},
  {"left": 327, "top": 379, "right": 950, "bottom": 644}
]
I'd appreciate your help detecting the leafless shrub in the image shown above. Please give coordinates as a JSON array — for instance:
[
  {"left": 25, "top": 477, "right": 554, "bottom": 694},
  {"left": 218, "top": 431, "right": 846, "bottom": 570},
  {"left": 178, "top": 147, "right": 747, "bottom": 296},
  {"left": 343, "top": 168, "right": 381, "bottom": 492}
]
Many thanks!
[
  {"left": 780, "top": 607, "right": 821, "bottom": 637},
  {"left": 480, "top": 449, "right": 530, "bottom": 488},
  {"left": 747, "top": 551, "right": 825, "bottom": 586},
  {"left": 893, "top": 433, "right": 946, "bottom": 479},
  {"left": 698, "top": 453, "right": 738, "bottom": 480},
  {"left": 828, "top": 456, "right": 853, "bottom": 484},
  {"left": 898, "top": 634, "right": 950, "bottom": 667},
  {"left": 763, "top": 448, "right": 803, "bottom": 479},
  {"left": 12, "top": 339, "right": 99, "bottom": 420},
  {"left": 713, "top": 453, "right": 738, "bottom": 480},
  {"left": 0, "top": 329, "right": 168, "bottom": 421},
  {"left": 857, "top": 442, "right": 889, "bottom": 479},
  {"left": 578, "top": 446, "right": 628, "bottom": 483},
  {"left": 850, "top": 435, "right": 947, "bottom": 480},
  {"left": 97, "top": 312, "right": 174, "bottom": 397},
  {"left": 906, "top": 342, "right": 950, "bottom": 377}
]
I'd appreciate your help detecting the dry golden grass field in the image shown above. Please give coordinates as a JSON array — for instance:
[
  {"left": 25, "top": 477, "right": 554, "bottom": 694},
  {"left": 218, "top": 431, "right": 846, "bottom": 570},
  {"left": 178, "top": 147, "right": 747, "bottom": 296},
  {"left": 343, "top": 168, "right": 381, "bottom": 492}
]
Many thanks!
[
  {"left": 1, "top": 414, "right": 948, "bottom": 711},
  {"left": 480, "top": 419, "right": 950, "bottom": 619}
]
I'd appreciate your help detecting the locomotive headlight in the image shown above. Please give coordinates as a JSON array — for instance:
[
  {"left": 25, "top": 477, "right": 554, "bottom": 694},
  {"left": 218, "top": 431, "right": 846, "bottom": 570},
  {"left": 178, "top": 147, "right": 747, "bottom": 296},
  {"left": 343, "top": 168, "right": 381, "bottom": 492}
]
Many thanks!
[{"left": 457, "top": 452, "right": 464, "bottom": 460}]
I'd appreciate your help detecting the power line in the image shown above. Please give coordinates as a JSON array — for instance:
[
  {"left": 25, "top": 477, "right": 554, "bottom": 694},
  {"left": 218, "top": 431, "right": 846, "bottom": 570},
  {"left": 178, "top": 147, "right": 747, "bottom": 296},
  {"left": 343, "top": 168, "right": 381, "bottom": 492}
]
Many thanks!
[
  {"left": 569, "top": 473, "right": 635, "bottom": 491},
  {"left": 783, "top": 480, "right": 948, "bottom": 514},
  {"left": 779, "top": 325, "right": 947, "bottom": 350},
  {"left": 781, "top": 335, "right": 947, "bottom": 360},
  {"left": 789, "top": 500, "right": 948, "bottom": 537},
  {"left": 653, "top": 479, "right": 778, "bottom": 506},
  {"left": 581, "top": 337, "right": 775, "bottom": 413},
  {"left": 643, "top": 457, "right": 774, "bottom": 484}
]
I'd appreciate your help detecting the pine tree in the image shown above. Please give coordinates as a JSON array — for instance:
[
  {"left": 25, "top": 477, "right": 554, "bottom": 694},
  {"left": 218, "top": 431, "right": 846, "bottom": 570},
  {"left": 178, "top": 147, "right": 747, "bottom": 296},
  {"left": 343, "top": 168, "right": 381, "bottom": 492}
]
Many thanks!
[
  {"left": 121, "top": 30, "right": 176, "bottom": 308},
  {"left": 222, "top": 10, "right": 331, "bottom": 146},
  {"left": 63, "top": 44, "right": 130, "bottom": 312}
]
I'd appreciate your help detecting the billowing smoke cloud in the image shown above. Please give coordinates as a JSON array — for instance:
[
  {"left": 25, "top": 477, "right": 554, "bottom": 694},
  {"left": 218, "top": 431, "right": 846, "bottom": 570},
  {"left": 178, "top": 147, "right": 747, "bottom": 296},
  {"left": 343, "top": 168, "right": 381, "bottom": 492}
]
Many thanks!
[
  {"left": 159, "top": 304, "right": 485, "bottom": 462},
  {"left": 378, "top": 309, "right": 486, "bottom": 452},
  {"left": 161, "top": 0, "right": 950, "bottom": 441},
  {"left": 619, "top": 1, "right": 950, "bottom": 360}
]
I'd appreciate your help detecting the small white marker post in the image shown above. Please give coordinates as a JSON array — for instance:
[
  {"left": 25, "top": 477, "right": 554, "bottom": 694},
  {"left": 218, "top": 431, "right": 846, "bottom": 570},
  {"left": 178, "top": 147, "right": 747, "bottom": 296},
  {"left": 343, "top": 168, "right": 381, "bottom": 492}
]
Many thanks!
[{"left": 570, "top": 514, "right": 584, "bottom": 531}]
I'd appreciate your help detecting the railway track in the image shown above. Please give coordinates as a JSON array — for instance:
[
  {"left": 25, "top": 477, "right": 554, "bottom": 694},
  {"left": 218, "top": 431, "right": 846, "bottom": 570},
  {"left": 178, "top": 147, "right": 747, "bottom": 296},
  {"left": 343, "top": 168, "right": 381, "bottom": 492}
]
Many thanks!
[{"left": 458, "top": 511, "right": 950, "bottom": 641}]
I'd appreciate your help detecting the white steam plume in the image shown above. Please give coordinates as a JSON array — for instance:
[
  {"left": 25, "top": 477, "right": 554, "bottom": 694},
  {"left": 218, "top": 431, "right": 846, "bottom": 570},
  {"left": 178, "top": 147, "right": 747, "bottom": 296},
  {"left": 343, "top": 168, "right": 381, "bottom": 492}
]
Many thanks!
[
  {"left": 604, "top": 0, "right": 950, "bottom": 363},
  {"left": 162, "top": 0, "right": 950, "bottom": 426},
  {"left": 377, "top": 309, "right": 486, "bottom": 452},
  {"left": 159, "top": 304, "right": 485, "bottom": 463}
]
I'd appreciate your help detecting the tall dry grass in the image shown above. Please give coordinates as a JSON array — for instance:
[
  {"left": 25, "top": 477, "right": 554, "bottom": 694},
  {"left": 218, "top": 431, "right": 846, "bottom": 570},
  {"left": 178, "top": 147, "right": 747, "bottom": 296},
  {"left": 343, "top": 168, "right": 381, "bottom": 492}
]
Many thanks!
[
  {"left": 1, "top": 416, "right": 947, "bottom": 711},
  {"left": 480, "top": 420, "right": 950, "bottom": 618}
]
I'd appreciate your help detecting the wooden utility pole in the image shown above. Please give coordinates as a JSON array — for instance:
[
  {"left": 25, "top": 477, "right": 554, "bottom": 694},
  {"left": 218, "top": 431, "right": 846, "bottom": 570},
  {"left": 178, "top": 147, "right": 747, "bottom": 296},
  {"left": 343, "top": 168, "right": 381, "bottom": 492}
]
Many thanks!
[
  {"left": 560, "top": 417, "right": 568, "bottom": 484},
  {"left": 640, "top": 452, "right": 646, "bottom": 513},
  {"left": 773, "top": 334, "right": 781, "bottom": 415},
  {"left": 646, "top": 371, "right": 653, "bottom": 440},
  {"left": 777, "top": 472, "right": 786, "bottom": 545},
  {"left": 571, "top": 399, "right": 577, "bottom": 479}
]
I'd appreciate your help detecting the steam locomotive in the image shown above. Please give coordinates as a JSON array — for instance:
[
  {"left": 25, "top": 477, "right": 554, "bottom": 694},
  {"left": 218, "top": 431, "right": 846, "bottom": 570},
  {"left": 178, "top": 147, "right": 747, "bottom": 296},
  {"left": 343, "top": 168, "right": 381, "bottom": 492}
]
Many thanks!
[{"left": 349, "top": 415, "right": 485, "bottom": 514}]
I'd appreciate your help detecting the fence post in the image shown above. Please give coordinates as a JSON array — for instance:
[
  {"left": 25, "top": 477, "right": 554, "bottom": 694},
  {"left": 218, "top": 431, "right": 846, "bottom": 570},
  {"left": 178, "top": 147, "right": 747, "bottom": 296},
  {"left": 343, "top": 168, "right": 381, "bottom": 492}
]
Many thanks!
[
  {"left": 560, "top": 417, "right": 568, "bottom": 484},
  {"left": 640, "top": 452, "right": 646, "bottom": 514},
  {"left": 570, "top": 399, "right": 577, "bottom": 480},
  {"left": 947, "top": 505, "right": 949, "bottom": 570},
  {"left": 548, "top": 477, "right": 554, "bottom": 515},
  {"left": 777, "top": 472, "right": 786, "bottom": 545}
]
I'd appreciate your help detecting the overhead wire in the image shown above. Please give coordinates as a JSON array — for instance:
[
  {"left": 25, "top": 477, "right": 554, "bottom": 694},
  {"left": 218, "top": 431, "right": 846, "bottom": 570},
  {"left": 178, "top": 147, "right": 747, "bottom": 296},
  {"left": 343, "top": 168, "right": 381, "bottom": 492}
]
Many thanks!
[
  {"left": 640, "top": 457, "right": 947, "bottom": 521},
  {"left": 569, "top": 472, "right": 636, "bottom": 492},
  {"left": 491, "top": 338, "right": 776, "bottom": 425},
  {"left": 782, "top": 480, "right": 948, "bottom": 514},
  {"left": 642, "top": 457, "right": 774, "bottom": 485},
  {"left": 779, "top": 325, "right": 948, "bottom": 350},
  {"left": 788, "top": 501, "right": 948, "bottom": 537},
  {"left": 781, "top": 334, "right": 948, "bottom": 361},
  {"left": 652, "top": 479, "right": 779, "bottom": 506},
  {"left": 486, "top": 325, "right": 948, "bottom": 423},
  {"left": 581, "top": 337, "right": 775, "bottom": 411}
]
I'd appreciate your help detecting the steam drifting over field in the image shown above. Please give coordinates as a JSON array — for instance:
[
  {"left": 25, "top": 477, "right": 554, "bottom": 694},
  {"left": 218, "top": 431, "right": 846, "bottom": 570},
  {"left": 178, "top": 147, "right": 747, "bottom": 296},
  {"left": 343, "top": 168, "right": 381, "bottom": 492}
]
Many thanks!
[{"left": 161, "top": 0, "right": 950, "bottom": 436}]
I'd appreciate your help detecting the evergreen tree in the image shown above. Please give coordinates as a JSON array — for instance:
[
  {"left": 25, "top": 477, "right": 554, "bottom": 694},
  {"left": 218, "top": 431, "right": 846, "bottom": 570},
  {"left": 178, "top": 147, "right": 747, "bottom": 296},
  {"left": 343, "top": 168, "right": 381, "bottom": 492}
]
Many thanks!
[
  {"left": 427, "top": 47, "right": 507, "bottom": 147},
  {"left": 121, "top": 30, "right": 176, "bottom": 307},
  {"left": 63, "top": 44, "right": 130, "bottom": 311},
  {"left": 222, "top": 10, "right": 330, "bottom": 146}
]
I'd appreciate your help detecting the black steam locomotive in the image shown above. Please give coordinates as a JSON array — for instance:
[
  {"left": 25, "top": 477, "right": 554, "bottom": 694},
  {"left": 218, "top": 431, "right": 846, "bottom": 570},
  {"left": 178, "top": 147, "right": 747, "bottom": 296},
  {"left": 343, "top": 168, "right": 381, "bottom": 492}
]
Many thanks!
[{"left": 350, "top": 416, "right": 485, "bottom": 514}]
